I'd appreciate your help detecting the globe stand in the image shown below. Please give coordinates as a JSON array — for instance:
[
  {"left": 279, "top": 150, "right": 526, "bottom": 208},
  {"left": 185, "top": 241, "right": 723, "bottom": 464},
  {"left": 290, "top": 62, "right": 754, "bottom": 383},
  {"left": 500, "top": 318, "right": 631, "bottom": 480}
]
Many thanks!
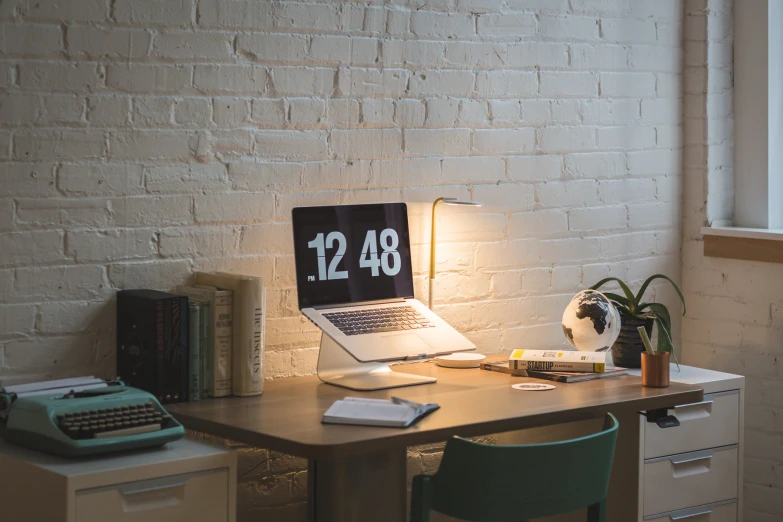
[{"left": 316, "top": 333, "right": 437, "bottom": 391}]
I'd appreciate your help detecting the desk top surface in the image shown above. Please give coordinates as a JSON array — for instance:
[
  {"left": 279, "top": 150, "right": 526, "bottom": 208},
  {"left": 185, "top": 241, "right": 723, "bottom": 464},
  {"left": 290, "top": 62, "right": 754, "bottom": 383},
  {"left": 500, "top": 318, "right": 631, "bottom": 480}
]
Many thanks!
[{"left": 168, "top": 361, "right": 703, "bottom": 459}]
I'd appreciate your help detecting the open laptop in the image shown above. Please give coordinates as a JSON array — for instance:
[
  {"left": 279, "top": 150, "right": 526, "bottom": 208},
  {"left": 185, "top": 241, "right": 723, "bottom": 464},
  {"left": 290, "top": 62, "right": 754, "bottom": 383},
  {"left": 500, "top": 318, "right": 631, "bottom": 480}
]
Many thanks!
[{"left": 292, "top": 203, "right": 476, "bottom": 365}]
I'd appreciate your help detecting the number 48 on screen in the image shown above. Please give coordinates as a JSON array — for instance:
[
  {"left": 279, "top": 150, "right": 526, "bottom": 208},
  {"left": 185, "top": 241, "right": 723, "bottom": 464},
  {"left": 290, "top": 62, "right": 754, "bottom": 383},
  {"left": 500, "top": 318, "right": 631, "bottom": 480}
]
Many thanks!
[{"left": 307, "top": 229, "right": 401, "bottom": 281}]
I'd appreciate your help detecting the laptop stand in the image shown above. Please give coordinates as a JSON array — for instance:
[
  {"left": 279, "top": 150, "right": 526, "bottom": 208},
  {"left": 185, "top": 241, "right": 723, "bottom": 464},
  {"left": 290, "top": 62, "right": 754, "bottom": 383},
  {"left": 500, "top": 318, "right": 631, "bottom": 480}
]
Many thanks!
[{"left": 316, "top": 333, "right": 437, "bottom": 391}]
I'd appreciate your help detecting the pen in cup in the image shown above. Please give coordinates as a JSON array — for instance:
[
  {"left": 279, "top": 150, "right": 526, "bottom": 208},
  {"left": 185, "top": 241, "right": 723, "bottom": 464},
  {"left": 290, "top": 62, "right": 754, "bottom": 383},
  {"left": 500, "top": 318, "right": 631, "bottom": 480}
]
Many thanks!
[{"left": 637, "top": 326, "right": 655, "bottom": 355}]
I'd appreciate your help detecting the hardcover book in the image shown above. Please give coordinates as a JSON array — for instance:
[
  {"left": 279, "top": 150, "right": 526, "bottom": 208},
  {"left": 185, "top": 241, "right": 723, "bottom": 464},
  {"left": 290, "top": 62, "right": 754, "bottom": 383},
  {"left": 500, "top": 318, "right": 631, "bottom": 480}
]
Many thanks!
[
  {"left": 195, "top": 272, "right": 266, "bottom": 397},
  {"left": 509, "top": 349, "right": 607, "bottom": 373},
  {"left": 196, "top": 286, "right": 234, "bottom": 398},
  {"left": 117, "top": 289, "right": 189, "bottom": 404},
  {"left": 175, "top": 286, "right": 223, "bottom": 397},
  {"left": 481, "top": 360, "right": 627, "bottom": 383},
  {"left": 188, "top": 301, "right": 201, "bottom": 402}
]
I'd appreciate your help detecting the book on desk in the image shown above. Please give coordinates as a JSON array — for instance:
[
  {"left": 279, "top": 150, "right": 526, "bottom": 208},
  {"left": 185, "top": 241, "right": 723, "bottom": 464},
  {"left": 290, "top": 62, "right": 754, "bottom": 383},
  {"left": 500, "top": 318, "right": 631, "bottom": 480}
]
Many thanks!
[
  {"left": 323, "top": 397, "right": 439, "bottom": 428},
  {"left": 481, "top": 359, "right": 628, "bottom": 383}
]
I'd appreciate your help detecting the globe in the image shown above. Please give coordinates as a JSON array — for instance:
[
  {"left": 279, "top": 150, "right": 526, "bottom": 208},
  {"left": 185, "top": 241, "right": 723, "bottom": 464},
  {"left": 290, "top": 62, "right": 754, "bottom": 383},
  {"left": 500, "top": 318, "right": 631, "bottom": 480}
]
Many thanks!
[{"left": 561, "top": 290, "right": 622, "bottom": 352}]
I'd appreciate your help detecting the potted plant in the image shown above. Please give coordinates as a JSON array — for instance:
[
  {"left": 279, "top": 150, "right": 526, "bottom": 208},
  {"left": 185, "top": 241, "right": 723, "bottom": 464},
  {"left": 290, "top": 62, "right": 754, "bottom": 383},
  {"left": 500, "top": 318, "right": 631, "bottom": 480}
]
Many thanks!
[{"left": 589, "top": 275, "right": 686, "bottom": 368}]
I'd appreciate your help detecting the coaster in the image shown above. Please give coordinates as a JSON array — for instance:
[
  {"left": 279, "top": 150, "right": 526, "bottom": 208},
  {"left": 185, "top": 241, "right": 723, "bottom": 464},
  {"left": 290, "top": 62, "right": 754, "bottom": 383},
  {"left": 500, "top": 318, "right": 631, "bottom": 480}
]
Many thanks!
[
  {"left": 512, "top": 383, "right": 556, "bottom": 391},
  {"left": 434, "top": 353, "right": 486, "bottom": 368}
]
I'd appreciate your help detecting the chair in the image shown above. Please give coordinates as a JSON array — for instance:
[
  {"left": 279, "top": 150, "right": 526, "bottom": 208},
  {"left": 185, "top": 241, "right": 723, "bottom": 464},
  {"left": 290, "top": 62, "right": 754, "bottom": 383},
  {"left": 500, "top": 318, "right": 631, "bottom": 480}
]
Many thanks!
[{"left": 410, "top": 413, "right": 619, "bottom": 522}]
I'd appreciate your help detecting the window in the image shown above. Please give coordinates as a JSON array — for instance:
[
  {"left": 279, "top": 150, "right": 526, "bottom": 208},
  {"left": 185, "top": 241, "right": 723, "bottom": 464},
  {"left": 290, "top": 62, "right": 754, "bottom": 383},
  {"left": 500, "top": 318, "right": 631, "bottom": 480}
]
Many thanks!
[
  {"left": 702, "top": 0, "right": 783, "bottom": 262},
  {"left": 734, "top": 0, "right": 783, "bottom": 229}
]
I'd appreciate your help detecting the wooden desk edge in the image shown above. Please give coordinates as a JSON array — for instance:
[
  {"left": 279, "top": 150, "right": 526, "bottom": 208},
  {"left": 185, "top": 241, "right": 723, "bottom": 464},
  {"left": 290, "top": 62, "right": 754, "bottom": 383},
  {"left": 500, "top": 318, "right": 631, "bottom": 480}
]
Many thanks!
[{"left": 172, "top": 386, "right": 703, "bottom": 460}]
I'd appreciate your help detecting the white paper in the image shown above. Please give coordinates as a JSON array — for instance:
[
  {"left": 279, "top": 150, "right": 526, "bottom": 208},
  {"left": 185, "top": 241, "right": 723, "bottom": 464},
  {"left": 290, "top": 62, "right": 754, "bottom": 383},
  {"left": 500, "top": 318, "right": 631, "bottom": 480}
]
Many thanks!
[
  {"left": 3, "top": 376, "right": 103, "bottom": 394},
  {"left": 16, "top": 382, "right": 108, "bottom": 398}
]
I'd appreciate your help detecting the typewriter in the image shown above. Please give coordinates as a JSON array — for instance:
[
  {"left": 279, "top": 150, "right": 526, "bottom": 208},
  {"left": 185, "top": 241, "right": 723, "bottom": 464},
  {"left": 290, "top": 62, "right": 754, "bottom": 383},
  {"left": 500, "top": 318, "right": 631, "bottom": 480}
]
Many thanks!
[{"left": 0, "top": 377, "right": 185, "bottom": 457}]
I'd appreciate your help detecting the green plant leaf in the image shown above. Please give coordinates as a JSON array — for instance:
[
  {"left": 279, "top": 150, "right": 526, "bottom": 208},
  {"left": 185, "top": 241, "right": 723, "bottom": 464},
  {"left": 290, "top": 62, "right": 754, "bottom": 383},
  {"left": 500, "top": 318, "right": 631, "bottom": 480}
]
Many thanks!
[
  {"left": 638, "top": 302, "right": 672, "bottom": 327},
  {"left": 644, "top": 303, "right": 680, "bottom": 371},
  {"left": 602, "top": 292, "right": 633, "bottom": 309},
  {"left": 654, "top": 316, "right": 675, "bottom": 354},
  {"left": 589, "top": 278, "right": 637, "bottom": 311},
  {"left": 609, "top": 303, "right": 635, "bottom": 317},
  {"left": 650, "top": 306, "right": 674, "bottom": 354},
  {"left": 603, "top": 292, "right": 631, "bottom": 306},
  {"left": 617, "top": 307, "right": 639, "bottom": 318},
  {"left": 635, "top": 274, "right": 687, "bottom": 316}
]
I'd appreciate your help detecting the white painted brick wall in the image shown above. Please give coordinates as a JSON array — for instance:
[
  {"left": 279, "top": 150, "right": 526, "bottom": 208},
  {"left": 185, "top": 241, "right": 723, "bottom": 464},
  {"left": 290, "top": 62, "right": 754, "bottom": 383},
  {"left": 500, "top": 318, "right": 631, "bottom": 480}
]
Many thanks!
[
  {"left": 681, "top": 0, "right": 783, "bottom": 520},
  {"left": 0, "top": 1, "right": 684, "bottom": 520}
]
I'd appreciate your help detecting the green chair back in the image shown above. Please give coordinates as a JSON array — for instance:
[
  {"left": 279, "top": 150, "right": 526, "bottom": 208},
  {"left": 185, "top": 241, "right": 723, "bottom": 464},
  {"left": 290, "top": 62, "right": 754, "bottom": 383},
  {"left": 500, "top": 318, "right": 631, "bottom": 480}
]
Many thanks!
[{"left": 410, "top": 413, "right": 619, "bottom": 522}]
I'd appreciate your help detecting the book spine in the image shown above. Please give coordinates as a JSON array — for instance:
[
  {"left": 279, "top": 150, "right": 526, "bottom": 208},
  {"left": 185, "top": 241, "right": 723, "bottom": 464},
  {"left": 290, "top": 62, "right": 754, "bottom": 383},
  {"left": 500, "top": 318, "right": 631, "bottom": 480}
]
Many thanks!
[
  {"left": 481, "top": 362, "right": 528, "bottom": 376},
  {"left": 213, "top": 291, "right": 233, "bottom": 397},
  {"left": 200, "top": 303, "right": 210, "bottom": 397},
  {"left": 162, "top": 298, "right": 178, "bottom": 402},
  {"left": 525, "top": 371, "right": 568, "bottom": 383},
  {"left": 233, "top": 279, "right": 264, "bottom": 396},
  {"left": 510, "top": 349, "right": 606, "bottom": 364},
  {"left": 189, "top": 303, "right": 201, "bottom": 402},
  {"left": 179, "top": 297, "right": 189, "bottom": 402},
  {"left": 521, "top": 361, "right": 605, "bottom": 372},
  {"left": 169, "top": 297, "right": 187, "bottom": 403},
  {"left": 156, "top": 299, "right": 165, "bottom": 403}
]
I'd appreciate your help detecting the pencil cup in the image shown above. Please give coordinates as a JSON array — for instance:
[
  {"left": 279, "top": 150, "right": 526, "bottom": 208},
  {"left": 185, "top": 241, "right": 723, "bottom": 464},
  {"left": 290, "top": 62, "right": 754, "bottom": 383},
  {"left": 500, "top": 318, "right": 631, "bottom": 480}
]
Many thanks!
[{"left": 641, "top": 352, "right": 670, "bottom": 388}]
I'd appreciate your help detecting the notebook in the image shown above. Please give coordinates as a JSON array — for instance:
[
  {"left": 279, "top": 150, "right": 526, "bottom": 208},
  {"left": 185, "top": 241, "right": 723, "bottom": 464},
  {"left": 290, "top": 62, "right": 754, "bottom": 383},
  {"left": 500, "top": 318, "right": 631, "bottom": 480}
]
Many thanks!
[{"left": 322, "top": 397, "right": 440, "bottom": 428}]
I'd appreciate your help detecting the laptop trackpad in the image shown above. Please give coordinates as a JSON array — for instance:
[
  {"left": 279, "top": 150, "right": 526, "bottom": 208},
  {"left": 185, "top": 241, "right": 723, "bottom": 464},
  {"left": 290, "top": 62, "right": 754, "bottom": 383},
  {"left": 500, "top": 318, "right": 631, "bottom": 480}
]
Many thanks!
[{"left": 382, "top": 334, "right": 432, "bottom": 355}]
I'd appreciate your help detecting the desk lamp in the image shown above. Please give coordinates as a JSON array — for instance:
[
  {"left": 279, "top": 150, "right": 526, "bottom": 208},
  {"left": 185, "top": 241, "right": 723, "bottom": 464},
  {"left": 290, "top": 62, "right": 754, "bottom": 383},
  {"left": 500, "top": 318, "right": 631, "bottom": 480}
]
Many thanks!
[{"left": 429, "top": 197, "right": 483, "bottom": 309}]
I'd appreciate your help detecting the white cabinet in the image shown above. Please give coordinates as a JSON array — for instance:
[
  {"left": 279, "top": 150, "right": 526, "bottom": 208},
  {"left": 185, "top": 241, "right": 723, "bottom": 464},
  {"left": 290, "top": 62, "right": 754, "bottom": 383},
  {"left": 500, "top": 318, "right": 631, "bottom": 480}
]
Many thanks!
[
  {"left": 0, "top": 438, "right": 237, "bottom": 522},
  {"left": 494, "top": 364, "right": 745, "bottom": 522},
  {"left": 632, "top": 365, "right": 745, "bottom": 522}
]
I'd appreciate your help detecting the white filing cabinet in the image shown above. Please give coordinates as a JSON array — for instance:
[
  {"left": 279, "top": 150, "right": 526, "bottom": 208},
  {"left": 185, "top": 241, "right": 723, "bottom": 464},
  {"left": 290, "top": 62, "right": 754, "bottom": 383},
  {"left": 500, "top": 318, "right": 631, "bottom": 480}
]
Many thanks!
[
  {"left": 631, "top": 365, "right": 745, "bottom": 522},
  {"left": 494, "top": 364, "right": 744, "bottom": 522},
  {"left": 0, "top": 438, "right": 237, "bottom": 522}
]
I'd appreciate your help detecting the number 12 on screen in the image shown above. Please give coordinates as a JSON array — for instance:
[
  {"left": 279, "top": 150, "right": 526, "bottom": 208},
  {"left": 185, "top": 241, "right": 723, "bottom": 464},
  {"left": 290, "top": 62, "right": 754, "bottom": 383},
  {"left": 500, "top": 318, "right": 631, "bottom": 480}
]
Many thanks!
[{"left": 307, "top": 229, "right": 401, "bottom": 281}]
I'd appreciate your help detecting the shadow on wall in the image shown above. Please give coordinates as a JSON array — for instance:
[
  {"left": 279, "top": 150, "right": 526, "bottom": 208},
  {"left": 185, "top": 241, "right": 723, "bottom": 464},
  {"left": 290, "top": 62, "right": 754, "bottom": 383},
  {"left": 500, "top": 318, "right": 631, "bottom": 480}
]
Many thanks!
[{"left": 0, "top": 299, "right": 115, "bottom": 386}]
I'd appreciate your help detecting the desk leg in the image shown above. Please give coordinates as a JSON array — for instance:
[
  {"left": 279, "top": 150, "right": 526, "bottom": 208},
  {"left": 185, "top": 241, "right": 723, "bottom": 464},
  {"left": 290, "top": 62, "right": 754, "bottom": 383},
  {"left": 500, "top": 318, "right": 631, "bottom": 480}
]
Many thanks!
[{"left": 308, "top": 449, "right": 407, "bottom": 522}]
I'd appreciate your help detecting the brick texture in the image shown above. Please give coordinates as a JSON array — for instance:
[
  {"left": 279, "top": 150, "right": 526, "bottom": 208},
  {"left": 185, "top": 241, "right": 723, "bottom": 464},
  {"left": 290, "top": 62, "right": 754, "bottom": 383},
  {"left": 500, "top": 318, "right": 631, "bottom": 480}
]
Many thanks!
[
  {"left": 0, "top": 1, "right": 684, "bottom": 520},
  {"left": 680, "top": 0, "right": 781, "bottom": 520}
]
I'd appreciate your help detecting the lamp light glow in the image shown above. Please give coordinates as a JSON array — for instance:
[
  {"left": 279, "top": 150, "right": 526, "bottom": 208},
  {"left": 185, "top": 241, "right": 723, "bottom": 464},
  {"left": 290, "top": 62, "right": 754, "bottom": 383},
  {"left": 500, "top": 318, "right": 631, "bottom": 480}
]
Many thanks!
[{"left": 429, "top": 197, "right": 483, "bottom": 309}]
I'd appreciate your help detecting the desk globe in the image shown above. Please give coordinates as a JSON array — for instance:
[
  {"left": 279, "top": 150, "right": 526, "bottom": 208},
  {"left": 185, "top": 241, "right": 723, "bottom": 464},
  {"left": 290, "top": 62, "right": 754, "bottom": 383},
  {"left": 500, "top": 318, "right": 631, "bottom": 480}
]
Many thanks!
[{"left": 561, "top": 290, "right": 621, "bottom": 352}]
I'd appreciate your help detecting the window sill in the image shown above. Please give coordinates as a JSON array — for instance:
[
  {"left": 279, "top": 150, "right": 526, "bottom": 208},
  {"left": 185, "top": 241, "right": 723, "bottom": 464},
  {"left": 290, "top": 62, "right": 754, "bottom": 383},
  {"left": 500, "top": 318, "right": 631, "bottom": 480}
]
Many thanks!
[{"left": 702, "top": 226, "right": 783, "bottom": 263}]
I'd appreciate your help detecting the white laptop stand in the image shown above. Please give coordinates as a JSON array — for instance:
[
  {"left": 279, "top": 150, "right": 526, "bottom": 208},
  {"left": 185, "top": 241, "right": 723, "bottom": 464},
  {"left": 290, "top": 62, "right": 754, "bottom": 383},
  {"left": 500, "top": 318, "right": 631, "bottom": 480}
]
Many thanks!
[{"left": 316, "top": 333, "right": 437, "bottom": 391}]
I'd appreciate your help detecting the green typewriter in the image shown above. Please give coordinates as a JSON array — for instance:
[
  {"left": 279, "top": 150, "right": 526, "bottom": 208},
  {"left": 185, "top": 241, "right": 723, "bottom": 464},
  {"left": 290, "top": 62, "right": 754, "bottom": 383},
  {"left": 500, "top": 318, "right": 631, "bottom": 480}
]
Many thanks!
[{"left": 0, "top": 377, "right": 185, "bottom": 457}]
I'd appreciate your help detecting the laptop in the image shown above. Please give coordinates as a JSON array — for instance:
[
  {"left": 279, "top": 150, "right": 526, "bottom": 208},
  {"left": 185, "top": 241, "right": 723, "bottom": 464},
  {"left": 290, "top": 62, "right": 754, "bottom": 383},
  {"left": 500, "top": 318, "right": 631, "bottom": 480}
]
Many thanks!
[{"left": 292, "top": 203, "right": 476, "bottom": 363}]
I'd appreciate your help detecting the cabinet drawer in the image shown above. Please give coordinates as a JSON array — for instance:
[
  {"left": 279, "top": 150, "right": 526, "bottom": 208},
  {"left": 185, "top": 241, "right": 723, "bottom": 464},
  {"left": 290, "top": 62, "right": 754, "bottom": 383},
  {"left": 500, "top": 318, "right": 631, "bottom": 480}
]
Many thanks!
[
  {"left": 643, "top": 446, "right": 738, "bottom": 516},
  {"left": 645, "top": 391, "right": 739, "bottom": 459},
  {"left": 645, "top": 499, "right": 737, "bottom": 522},
  {"left": 76, "top": 469, "right": 229, "bottom": 522}
]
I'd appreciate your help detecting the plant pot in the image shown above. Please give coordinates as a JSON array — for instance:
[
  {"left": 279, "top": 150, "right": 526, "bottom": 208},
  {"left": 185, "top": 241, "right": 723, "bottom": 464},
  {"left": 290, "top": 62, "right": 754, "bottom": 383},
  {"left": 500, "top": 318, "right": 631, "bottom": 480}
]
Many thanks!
[{"left": 610, "top": 315, "right": 654, "bottom": 369}]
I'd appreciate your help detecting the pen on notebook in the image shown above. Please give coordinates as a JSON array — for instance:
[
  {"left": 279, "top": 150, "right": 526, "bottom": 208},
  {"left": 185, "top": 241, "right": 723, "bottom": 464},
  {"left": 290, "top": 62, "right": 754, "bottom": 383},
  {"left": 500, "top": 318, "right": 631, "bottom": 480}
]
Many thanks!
[{"left": 391, "top": 397, "right": 420, "bottom": 408}]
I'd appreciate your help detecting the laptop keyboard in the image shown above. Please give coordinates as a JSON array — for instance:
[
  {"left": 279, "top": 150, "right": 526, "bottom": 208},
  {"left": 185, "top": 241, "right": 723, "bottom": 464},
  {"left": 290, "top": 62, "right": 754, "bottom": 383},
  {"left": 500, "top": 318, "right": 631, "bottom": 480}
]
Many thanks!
[{"left": 322, "top": 306, "right": 433, "bottom": 336}]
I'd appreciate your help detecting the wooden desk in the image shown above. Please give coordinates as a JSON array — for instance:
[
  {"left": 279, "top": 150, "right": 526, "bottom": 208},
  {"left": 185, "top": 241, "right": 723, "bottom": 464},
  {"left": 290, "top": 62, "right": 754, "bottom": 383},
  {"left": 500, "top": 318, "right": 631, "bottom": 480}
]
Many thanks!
[{"left": 168, "top": 362, "right": 703, "bottom": 522}]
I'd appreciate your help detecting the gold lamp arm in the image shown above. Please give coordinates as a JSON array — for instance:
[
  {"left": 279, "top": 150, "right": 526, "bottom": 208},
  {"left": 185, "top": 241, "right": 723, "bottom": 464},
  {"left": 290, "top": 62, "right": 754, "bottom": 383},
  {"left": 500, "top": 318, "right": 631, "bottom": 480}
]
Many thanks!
[{"left": 429, "top": 197, "right": 445, "bottom": 309}]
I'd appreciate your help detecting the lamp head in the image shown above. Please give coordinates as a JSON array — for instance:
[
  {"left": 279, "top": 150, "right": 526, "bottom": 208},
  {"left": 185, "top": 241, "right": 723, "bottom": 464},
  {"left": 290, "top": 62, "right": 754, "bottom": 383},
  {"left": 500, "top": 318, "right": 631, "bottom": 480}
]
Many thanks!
[{"left": 439, "top": 198, "right": 483, "bottom": 207}]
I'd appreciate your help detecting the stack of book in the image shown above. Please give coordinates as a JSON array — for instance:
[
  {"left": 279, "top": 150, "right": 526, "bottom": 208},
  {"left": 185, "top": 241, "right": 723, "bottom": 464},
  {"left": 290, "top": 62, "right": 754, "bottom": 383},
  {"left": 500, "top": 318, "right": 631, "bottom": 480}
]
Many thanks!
[
  {"left": 480, "top": 349, "right": 627, "bottom": 383},
  {"left": 177, "top": 271, "right": 266, "bottom": 400}
]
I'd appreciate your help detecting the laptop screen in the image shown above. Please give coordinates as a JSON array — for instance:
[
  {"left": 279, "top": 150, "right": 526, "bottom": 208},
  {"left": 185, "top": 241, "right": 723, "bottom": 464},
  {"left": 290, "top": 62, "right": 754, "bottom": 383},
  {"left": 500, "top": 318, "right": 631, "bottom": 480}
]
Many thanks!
[{"left": 292, "top": 203, "right": 415, "bottom": 309}]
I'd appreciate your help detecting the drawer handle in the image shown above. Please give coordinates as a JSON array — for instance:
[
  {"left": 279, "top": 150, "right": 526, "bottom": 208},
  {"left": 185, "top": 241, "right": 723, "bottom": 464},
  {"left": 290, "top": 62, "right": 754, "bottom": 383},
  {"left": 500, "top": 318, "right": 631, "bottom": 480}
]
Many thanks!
[
  {"left": 120, "top": 478, "right": 188, "bottom": 496},
  {"left": 674, "top": 399, "right": 714, "bottom": 410},
  {"left": 119, "top": 477, "right": 188, "bottom": 512},
  {"left": 670, "top": 506, "right": 712, "bottom": 520},
  {"left": 672, "top": 400, "right": 713, "bottom": 421},
  {"left": 670, "top": 450, "right": 713, "bottom": 465}
]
